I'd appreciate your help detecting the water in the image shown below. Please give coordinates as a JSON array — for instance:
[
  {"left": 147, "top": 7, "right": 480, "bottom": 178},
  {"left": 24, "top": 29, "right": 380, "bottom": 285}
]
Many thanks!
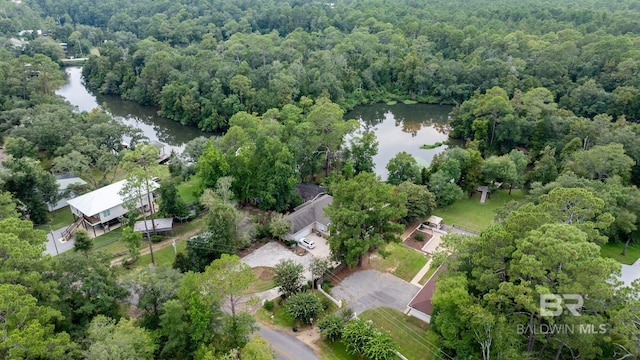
[
  {"left": 346, "top": 103, "right": 455, "bottom": 179},
  {"left": 57, "top": 67, "right": 455, "bottom": 173},
  {"left": 56, "top": 66, "right": 206, "bottom": 153}
]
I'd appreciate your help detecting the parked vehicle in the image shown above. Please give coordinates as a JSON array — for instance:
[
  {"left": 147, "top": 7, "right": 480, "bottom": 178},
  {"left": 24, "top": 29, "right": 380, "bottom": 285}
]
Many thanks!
[{"left": 298, "top": 237, "right": 316, "bottom": 249}]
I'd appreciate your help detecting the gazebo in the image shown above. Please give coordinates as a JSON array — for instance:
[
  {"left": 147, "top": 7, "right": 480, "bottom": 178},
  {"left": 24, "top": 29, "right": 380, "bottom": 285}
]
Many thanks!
[{"left": 425, "top": 215, "right": 443, "bottom": 229}]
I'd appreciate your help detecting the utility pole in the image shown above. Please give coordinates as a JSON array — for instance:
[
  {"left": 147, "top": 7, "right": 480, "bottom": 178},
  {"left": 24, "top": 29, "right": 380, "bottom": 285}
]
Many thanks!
[{"left": 49, "top": 225, "right": 59, "bottom": 255}]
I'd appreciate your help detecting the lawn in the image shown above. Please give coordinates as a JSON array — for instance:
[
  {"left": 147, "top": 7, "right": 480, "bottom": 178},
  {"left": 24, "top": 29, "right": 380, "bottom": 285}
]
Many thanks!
[
  {"left": 360, "top": 307, "right": 439, "bottom": 360},
  {"left": 601, "top": 241, "right": 640, "bottom": 265},
  {"left": 371, "top": 242, "right": 428, "bottom": 282},
  {"left": 244, "top": 267, "right": 276, "bottom": 294},
  {"left": 256, "top": 303, "right": 296, "bottom": 328},
  {"left": 134, "top": 239, "right": 187, "bottom": 267},
  {"left": 36, "top": 207, "right": 74, "bottom": 231},
  {"left": 317, "top": 340, "right": 357, "bottom": 360},
  {"left": 91, "top": 228, "right": 125, "bottom": 254},
  {"left": 177, "top": 176, "right": 201, "bottom": 204},
  {"left": 419, "top": 262, "right": 438, "bottom": 285},
  {"left": 433, "top": 189, "right": 526, "bottom": 233}
]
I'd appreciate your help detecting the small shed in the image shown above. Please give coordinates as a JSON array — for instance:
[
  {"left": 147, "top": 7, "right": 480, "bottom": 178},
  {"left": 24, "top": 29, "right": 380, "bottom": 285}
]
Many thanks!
[
  {"left": 134, "top": 218, "right": 174, "bottom": 235},
  {"left": 426, "top": 215, "right": 443, "bottom": 229}
]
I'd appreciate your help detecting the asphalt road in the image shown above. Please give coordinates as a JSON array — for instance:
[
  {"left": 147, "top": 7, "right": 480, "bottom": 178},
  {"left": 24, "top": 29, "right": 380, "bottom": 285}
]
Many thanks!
[{"left": 257, "top": 323, "right": 320, "bottom": 360}]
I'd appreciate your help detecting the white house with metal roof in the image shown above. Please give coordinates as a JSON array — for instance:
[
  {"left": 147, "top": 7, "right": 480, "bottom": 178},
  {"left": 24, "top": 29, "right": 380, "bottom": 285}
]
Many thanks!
[
  {"left": 67, "top": 179, "right": 158, "bottom": 230},
  {"left": 285, "top": 194, "right": 333, "bottom": 241}
]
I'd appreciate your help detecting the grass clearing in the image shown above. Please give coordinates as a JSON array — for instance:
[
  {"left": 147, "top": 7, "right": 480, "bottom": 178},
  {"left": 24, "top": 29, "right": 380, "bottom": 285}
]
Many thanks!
[
  {"left": 360, "top": 307, "right": 438, "bottom": 360},
  {"left": 317, "top": 340, "right": 357, "bottom": 360},
  {"left": 134, "top": 239, "right": 187, "bottom": 267},
  {"left": 91, "top": 227, "right": 124, "bottom": 254},
  {"left": 244, "top": 267, "right": 276, "bottom": 294},
  {"left": 36, "top": 207, "right": 74, "bottom": 231},
  {"left": 433, "top": 189, "right": 525, "bottom": 233},
  {"left": 177, "top": 176, "right": 201, "bottom": 204},
  {"left": 370, "top": 242, "right": 428, "bottom": 282},
  {"left": 601, "top": 241, "right": 640, "bottom": 265},
  {"left": 256, "top": 302, "right": 296, "bottom": 328}
]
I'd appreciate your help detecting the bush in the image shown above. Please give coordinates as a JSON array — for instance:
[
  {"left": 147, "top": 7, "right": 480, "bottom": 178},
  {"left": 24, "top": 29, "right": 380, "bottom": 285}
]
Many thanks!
[
  {"left": 263, "top": 300, "right": 274, "bottom": 311},
  {"left": 378, "top": 247, "right": 391, "bottom": 259},
  {"left": 414, "top": 232, "right": 425, "bottom": 241},
  {"left": 151, "top": 235, "right": 163, "bottom": 243},
  {"left": 321, "top": 282, "right": 332, "bottom": 294},
  {"left": 286, "top": 292, "right": 323, "bottom": 324},
  {"left": 317, "top": 314, "right": 345, "bottom": 342}
]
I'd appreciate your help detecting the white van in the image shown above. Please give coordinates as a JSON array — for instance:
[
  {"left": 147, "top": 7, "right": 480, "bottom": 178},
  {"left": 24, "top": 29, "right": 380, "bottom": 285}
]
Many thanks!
[{"left": 298, "top": 237, "right": 316, "bottom": 249}]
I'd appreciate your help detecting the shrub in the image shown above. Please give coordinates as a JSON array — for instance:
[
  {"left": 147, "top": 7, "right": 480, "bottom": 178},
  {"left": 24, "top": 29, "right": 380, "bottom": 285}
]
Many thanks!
[
  {"left": 320, "top": 297, "right": 332, "bottom": 311},
  {"left": 263, "top": 300, "right": 274, "bottom": 311},
  {"left": 378, "top": 247, "right": 391, "bottom": 259},
  {"left": 286, "top": 292, "right": 322, "bottom": 324},
  {"left": 151, "top": 235, "right": 163, "bottom": 243},
  {"left": 321, "top": 282, "right": 332, "bottom": 294},
  {"left": 317, "top": 314, "right": 345, "bottom": 342},
  {"left": 414, "top": 232, "right": 425, "bottom": 241}
]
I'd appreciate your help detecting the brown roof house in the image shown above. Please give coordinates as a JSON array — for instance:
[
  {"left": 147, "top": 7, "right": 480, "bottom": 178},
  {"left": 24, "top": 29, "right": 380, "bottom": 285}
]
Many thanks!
[
  {"left": 407, "top": 264, "right": 446, "bottom": 323},
  {"left": 285, "top": 194, "right": 332, "bottom": 241}
]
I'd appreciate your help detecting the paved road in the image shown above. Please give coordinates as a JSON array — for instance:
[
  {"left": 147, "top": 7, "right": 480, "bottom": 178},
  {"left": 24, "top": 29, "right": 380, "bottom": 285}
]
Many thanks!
[
  {"left": 257, "top": 323, "right": 320, "bottom": 360},
  {"left": 43, "top": 225, "right": 75, "bottom": 256},
  {"left": 331, "top": 269, "right": 420, "bottom": 315}
]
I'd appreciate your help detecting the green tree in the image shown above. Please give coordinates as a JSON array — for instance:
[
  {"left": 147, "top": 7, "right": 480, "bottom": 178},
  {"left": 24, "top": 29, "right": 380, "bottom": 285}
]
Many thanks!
[
  {"left": 73, "top": 229, "right": 92, "bottom": 255},
  {"left": 309, "top": 256, "right": 332, "bottom": 287},
  {"left": 203, "top": 254, "right": 256, "bottom": 316},
  {"left": 326, "top": 172, "right": 407, "bottom": 267},
  {"left": 0, "top": 191, "right": 18, "bottom": 220},
  {"left": 481, "top": 155, "right": 519, "bottom": 193},
  {"left": 385, "top": 151, "right": 421, "bottom": 185},
  {"left": 121, "top": 226, "right": 142, "bottom": 262},
  {"left": 3, "top": 136, "right": 36, "bottom": 159},
  {"left": 565, "top": 143, "right": 635, "bottom": 183},
  {"left": 344, "top": 130, "right": 378, "bottom": 175},
  {"left": 0, "top": 156, "right": 58, "bottom": 224},
  {"left": 395, "top": 181, "right": 436, "bottom": 223},
  {"left": 157, "top": 179, "right": 189, "bottom": 218},
  {"left": 528, "top": 146, "right": 558, "bottom": 185},
  {"left": 268, "top": 212, "right": 290, "bottom": 241},
  {"left": 86, "top": 315, "right": 156, "bottom": 360},
  {"left": 0, "top": 284, "right": 78, "bottom": 360},
  {"left": 129, "top": 266, "right": 182, "bottom": 329},
  {"left": 239, "top": 336, "right": 276, "bottom": 360},
  {"left": 274, "top": 259, "right": 304, "bottom": 296},
  {"left": 286, "top": 291, "right": 323, "bottom": 324},
  {"left": 51, "top": 252, "right": 128, "bottom": 332}
]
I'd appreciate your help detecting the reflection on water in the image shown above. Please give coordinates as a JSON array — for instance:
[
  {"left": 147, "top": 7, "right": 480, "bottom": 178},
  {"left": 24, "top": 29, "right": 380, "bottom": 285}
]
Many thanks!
[
  {"left": 57, "top": 66, "right": 457, "bottom": 174},
  {"left": 346, "top": 103, "right": 456, "bottom": 179},
  {"left": 56, "top": 66, "right": 208, "bottom": 153}
]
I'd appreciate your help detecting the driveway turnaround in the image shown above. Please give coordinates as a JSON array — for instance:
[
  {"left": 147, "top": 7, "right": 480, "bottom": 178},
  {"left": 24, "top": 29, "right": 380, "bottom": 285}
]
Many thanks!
[
  {"left": 331, "top": 269, "right": 420, "bottom": 315},
  {"left": 242, "top": 241, "right": 314, "bottom": 281}
]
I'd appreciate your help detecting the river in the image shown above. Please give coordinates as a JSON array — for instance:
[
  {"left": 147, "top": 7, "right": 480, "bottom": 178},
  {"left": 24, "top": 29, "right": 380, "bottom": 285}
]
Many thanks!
[
  {"left": 57, "top": 67, "right": 454, "bottom": 177},
  {"left": 56, "top": 66, "right": 205, "bottom": 153}
]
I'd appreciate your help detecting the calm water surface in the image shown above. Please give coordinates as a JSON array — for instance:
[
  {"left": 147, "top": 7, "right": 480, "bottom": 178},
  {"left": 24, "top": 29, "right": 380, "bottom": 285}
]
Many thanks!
[
  {"left": 57, "top": 67, "right": 455, "bottom": 174},
  {"left": 346, "top": 103, "right": 455, "bottom": 179},
  {"left": 56, "top": 66, "right": 205, "bottom": 153}
]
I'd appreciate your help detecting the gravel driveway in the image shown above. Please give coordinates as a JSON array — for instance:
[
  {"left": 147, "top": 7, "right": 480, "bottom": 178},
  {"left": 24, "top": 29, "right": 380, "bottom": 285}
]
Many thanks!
[
  {"left": 242, "top": 241, "right": 314, "bottom": 281},
  {"left": 331, "top": 269, "right": 420, "bottom": 315}
]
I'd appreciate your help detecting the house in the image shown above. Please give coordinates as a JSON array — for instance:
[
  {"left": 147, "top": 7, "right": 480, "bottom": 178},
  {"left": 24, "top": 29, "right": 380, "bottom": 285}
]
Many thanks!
[
  {"left": 295, "top": 183, "right": 325, "bottom": 202},
  {"left": 407, "top": 264, "right": 446, "bottom": 323},
  {"left": 285, "top": 194, "right": 333, "bottom": 241},
  {"left": 48, "top": 176, "right": 87, "bottom": 211},
  {"left": 67, "top": 179, "right": 158, "bottom": 232}
]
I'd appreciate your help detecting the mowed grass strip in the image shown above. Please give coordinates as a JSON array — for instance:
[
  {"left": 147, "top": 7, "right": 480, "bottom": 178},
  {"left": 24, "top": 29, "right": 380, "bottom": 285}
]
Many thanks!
[
  {"left": 371, "top": 242, "right": 428, "bottom": 282},
  {"left": 36, "top": 207, "right": 75, "bottom": 231},
  {"left": 601, "top": 241, "right": 640, "bottom": 265},
  {"left": 360, "top": 307, "right": 438, "bottom": 360},
  {"left": 433, "top": 189, "right": 525, "bottom": 232}
]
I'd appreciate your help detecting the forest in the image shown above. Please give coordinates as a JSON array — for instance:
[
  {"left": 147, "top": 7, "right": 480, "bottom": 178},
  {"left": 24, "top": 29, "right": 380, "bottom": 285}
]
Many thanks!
[{"left": 0, "top": 0, "right": 639, "bottom": 359}]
